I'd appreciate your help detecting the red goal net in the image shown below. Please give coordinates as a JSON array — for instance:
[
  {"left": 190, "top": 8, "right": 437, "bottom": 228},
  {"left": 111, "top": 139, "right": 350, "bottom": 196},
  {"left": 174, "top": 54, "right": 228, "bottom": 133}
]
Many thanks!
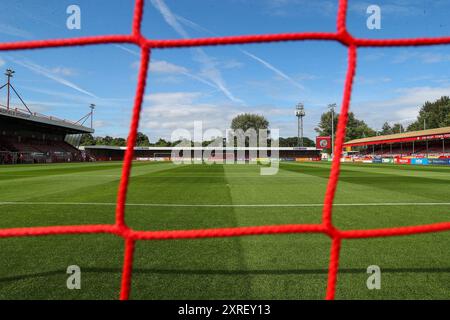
[{"left": 0, "top": 0, "right": 449, "bottom": 300}]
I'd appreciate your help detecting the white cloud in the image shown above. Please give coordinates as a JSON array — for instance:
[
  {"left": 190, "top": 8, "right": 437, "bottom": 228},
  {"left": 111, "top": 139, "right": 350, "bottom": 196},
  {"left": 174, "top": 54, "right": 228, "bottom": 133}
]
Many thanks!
[
  {"left": 392, "top": 51, "right": 450, "bottom": 64},
  {"left": 0, "top": 58, "right": 5, "bottom": 68},
  {"left": 193, "top": 48, "right": 245, "bottom": 104},
  {"left": 420, "top": 53, "right": 450, "bottom": 64},
  {"left": 354, "top": 76, "right": 392, "bottom": 85},
  {"left": 378, "top": 86, "right": 450, "bottom": 109},
  {"left": 361, "top": 52, "right": 386, "bottom": 62},
  {"left": 353, "top": 85, "right": 450, "bottom": 127},
  {"left": 221, "top": 59, "right": 244, "bottom": 70},
  {"left": 0, "top": 23, "right": 33, "bottom": 39},
  {"left": 150, "top": 0, "right": 244, "bottom": 105},
  {"left": 50, "top": 66, "right": 77, "bottom": 76},
  {"left": 145, "top": 92, "right": 201, "bottom": 106},
  {"left": 10, "top": 58, "right": 97, "bottom": 98},
  {"left": 141, "top": 91, "right": 237, "bottom": 138},
  {"left": 295, "top": 73, "right": 319, "bottom": 81},
  {"left": 172, "top": 11, "right": 305, "bottom": 92},
  {"left": 149, "top": 60, "right": 189, "bottom": 74},
  {"left": 21, "top": 86, "right": 129, "bottom": 110},
  {"left": 93, "top": 120, "right": 108, "bottom": 128},
  {"left": 133, "top": 58, "right": 219, "bottom": 90},
  {"left": 8, "top": 101, "right": 49, "bottom": 113},
  {"left": 141, "top": 91, "right": 301, "bottom": 140}
]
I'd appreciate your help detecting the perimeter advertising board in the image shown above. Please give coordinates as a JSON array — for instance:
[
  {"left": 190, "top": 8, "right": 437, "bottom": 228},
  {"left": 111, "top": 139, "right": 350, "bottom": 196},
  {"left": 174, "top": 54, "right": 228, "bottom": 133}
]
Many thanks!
[
  {"left": 411, "top": 158, "right": 429, "bottom": 165},
  {"left": 395, "top": 158, "right": 411, "bottom": 164},
  {"left": 430, "top": 158, "right": 450, "bottom": 165},
  {"left": 372, "top": 158, "right": 382, "bottom": 163}
]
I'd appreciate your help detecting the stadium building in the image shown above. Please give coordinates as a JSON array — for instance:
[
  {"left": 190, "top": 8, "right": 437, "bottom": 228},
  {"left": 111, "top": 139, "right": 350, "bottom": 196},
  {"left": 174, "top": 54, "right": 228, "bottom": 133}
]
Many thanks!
[
  {"left": 343, "top": 126, "right": 450, "bottom": 164},
  {"left": 82, "top": 145, "right": 322, "bottom": 162},
  {"left": 0, "top": 69, "right": 94, "bottom": 164}
]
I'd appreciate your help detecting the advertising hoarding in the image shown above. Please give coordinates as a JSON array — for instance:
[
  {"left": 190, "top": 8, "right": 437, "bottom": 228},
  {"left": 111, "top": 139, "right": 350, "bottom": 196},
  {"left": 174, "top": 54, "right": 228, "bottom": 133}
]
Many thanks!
[{"left": 411, "top": 158, "right": 429, "bottom": 165}]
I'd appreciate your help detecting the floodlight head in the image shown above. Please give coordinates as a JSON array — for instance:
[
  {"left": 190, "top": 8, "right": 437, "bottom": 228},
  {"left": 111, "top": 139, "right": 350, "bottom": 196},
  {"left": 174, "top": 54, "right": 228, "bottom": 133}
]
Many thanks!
[
  {"left": 5, "top": 69, "right": 15, "bottom": 77},
  {"left": 89, "top": 103, "right": 96, "bottom": 110},
  {"left": 295, "top": 103, "right": 305, "bottom": 117}
]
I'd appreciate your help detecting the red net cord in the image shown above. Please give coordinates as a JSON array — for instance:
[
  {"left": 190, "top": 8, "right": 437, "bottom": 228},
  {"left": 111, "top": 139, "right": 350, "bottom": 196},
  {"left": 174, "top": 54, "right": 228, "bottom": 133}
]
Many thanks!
[{"left": 0, "top": 0, "right": 449, "bottom": 300}]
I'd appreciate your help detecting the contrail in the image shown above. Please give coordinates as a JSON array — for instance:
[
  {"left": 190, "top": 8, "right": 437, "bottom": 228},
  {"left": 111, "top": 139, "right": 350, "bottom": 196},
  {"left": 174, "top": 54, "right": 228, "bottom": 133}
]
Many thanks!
[
  {"left": 173, "top": 14, "right": 305, "bottom": 91},
  {"left": 115, "top": 45, "right": 219, "bottom": 90},
  {"left": 150, "top": 0, "right": 244, "bottom": 105},
  {"left": 10, "top": 57, "right": 98, "bottom": 98},
  {"left": 240, "top": 50, "right": 304, "bottom": 90}
]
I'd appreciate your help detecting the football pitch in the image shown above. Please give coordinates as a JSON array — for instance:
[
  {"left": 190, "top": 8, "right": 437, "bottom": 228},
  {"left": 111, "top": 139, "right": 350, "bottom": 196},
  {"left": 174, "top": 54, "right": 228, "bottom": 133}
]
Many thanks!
[{"left": 0, "top": 161, "right": 449, "bottom": 300}]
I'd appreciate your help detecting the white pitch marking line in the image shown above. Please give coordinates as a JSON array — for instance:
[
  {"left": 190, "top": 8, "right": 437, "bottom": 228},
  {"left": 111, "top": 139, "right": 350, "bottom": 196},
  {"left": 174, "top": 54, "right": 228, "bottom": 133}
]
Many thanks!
[{"left": 0, "top": 202, "right": 450, "bottom": 207}]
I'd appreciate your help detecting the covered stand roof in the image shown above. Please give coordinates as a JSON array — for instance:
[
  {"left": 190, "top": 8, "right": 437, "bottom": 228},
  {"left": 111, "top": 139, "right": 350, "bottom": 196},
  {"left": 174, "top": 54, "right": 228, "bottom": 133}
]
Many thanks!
[
  {"left": 0, "top": 105, "right": 94, "bottom": 134},
  {"left": 344, "top": 127, "right": 450, "bottom": 147},
  {"left": 0, "top": 68, "right": 94, "bottom": 134}
]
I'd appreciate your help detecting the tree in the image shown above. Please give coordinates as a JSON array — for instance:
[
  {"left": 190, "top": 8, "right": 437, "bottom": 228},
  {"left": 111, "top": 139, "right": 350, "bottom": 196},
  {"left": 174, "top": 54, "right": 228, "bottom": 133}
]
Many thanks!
[
  {"left": 315, "top": 110, "right": 376, "bottom": 141},
  {"left": 79, "top": 133, "right": 95, "bottom": 146},
  {"left": 135, "top": 132, "right": 151, "bottom": 146},
  {"left": 407, "top": 96, "right": 450, "bottom": 131},
  {"left": 278, "top": 137, "right": 315, "bottom": 147},
  {"left": 102, "top": 136, "right": 114, "bottom": 145},
  {"left": 391, "top": 123, "right": 404, "bottom": 134},
  {"left": 231, "top": 113, "right": 269, "bottom": 132},
  {"left": 346, "top": 113, "right": 377, "bottom": 140},
  {"left": 230, "top": 113, "right": 270, "bottom": 147},
  {"left": 315, "top": 110, "right": 339, "bottom": 138},
  {"left": 380, "top": 122, "right": 392, "bottom": 135},
  {"left": 112, "top": 137, "right": 126, "bottom": 146},
  {"left": 154, "top": 138, "right": 170, "bottom": 147}
]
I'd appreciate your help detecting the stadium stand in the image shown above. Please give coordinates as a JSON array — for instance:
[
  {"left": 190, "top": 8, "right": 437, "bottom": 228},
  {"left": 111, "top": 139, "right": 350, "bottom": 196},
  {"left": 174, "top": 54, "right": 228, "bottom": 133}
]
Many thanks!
[
  {"left": 0, "top": 113, "right": 93, "bottom": 164},
  {"left": 0, "top": 70, "right": 94, "bottom": 164},
  {"left": 345, "top": 127, "right": 450, "bottom": 158},
  {"left": 82, "top": 145, "right": 322, "bottom": 162}
]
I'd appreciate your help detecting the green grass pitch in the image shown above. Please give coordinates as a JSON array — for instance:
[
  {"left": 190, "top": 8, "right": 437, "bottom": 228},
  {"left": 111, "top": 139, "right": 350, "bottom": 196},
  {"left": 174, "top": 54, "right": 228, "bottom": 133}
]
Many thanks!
[{"left": 0, "top": 161, "right": 449, "bottom": 299}]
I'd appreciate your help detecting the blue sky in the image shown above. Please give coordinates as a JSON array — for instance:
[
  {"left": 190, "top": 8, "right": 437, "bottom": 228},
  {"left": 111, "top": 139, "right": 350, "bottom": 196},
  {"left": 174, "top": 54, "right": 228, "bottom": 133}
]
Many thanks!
[{"left": 0, "top": 0, "right": 450, "bottom": 141}]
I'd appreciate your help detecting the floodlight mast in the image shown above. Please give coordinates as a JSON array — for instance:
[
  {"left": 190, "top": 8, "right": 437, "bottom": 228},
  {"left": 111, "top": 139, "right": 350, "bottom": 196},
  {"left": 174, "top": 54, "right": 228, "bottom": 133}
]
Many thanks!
[
  {"left": 75, "top": 104, "right": 96, "bottom": 128},
  {"left": 328, "top": 103, "right": 336, "bottom": 159},
  {"left": 0, "top": 69, "right": 32, "bottom": 114},
  {"left": 295, "top": 103, "right": 305, "bottom": 147},
  {"left": 89, "top": 104, "right": 95, "bottom": 129},
  {"left": 5, "top": 69, "right": 14, "bottom": 110},
  {"left": 1, "top": 69, "right": 95, "bottom": 128}
]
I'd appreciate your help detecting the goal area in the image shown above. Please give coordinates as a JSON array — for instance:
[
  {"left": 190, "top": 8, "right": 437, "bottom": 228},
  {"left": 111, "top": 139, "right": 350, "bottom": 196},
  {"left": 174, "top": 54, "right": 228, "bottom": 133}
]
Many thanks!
[{"left": 1, "top": 0, "right": 450, "bottom": 300}]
